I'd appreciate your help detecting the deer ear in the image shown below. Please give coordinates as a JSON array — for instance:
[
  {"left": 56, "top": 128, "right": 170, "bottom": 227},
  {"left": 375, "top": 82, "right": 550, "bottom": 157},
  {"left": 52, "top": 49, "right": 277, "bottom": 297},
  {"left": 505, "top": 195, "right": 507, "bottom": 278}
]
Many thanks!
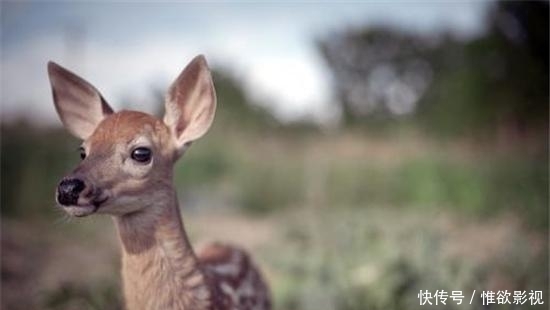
[
  {"left": 163, "top": 55, "right": 216, "bottom": 154},
  {"left": 48, "top": 62, "right": 114, "bottom": 140}
]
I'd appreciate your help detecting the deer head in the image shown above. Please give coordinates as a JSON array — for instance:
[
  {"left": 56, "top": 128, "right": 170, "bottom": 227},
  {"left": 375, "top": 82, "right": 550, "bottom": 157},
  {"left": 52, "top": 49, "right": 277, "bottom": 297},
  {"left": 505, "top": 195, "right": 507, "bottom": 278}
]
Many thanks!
[{"left": 49, "top": 55, "right": 216, "bottom": 217}]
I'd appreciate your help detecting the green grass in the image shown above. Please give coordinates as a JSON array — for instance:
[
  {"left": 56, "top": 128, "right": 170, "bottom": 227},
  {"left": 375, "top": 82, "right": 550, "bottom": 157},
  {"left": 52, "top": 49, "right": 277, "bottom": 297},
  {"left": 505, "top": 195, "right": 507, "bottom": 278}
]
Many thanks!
[
  {"left": 265, "top": 208, "right": 548, "bottom": 310},
  {"left": 43, "top": 280, "right": 121, "bottom": 310},
  {"left": 1, "top": 122, "right": 547, "bottom": 310},
  {"left": 10, "top": 207, "right": 545, "bottom": 310},
  {"left": 3, "top": 121, "right": 546, "bottom": 229},
  {"left": 1, "top": 121, "right": 79, "bottom": 217}
]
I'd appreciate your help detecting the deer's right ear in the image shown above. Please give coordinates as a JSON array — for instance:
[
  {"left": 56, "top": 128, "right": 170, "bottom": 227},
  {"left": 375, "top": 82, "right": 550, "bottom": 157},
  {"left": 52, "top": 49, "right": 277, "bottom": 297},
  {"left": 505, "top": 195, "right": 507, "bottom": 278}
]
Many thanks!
[
  {"left": 48, "top": 62, "right": 113, "bottom": 140},
  {"left": 163, "top": 55, "right": 216, "bottom": 156}
]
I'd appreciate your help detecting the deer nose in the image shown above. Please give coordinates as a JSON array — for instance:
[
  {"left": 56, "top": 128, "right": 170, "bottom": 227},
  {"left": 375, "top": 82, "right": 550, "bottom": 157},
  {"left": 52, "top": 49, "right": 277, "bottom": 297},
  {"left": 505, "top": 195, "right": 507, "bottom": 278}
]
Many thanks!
[{"left": 57, "top": 178, "right": 86, "bottom": 206}]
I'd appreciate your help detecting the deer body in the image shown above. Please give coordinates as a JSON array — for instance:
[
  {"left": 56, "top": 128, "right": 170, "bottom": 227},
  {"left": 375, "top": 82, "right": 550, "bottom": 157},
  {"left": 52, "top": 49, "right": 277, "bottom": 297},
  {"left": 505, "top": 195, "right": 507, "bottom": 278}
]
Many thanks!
[{"left": 48, "top": 56, "right": 270, "bottom": 310}]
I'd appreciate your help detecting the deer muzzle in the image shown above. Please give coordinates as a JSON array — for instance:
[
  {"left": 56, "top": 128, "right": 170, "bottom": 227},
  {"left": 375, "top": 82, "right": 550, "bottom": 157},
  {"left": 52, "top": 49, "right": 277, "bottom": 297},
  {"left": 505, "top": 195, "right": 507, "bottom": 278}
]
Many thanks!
[{"left": 56, "top": 177, "right": 108, "bottom": 217}]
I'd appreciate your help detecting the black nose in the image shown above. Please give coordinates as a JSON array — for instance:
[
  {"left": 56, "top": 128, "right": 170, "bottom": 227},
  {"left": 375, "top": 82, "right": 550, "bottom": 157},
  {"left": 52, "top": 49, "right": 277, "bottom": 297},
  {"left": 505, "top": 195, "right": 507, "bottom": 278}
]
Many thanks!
[{"left": 57, "top": 178, "right": 85, "bottom": 206}]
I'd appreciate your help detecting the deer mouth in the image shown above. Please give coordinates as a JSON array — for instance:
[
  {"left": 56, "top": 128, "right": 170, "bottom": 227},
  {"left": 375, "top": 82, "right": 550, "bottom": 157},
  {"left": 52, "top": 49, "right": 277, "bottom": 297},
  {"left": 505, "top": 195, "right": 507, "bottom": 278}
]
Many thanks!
[
  {"left": 62, "top": 204, "right": 97, "bottom": 217},
  {"left": 62, "top": 196, "right": 109, "bottom": 217},
  {"left": 93, "top": 196, "right": 108, "bottom": 208}
]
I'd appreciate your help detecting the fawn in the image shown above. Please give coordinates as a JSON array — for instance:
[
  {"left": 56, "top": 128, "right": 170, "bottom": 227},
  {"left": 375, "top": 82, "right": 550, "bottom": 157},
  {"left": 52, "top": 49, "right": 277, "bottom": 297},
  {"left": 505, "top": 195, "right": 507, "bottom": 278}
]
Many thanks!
[{"left": 48, "top": 55, "right": 271, "bottom": 310}]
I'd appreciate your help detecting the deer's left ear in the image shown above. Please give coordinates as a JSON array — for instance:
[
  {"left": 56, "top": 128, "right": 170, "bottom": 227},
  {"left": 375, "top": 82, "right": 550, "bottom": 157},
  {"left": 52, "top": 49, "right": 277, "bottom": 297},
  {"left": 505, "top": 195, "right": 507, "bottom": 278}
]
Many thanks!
[{"left": 163, "top": 55, "right": 217, "bottom": 155}]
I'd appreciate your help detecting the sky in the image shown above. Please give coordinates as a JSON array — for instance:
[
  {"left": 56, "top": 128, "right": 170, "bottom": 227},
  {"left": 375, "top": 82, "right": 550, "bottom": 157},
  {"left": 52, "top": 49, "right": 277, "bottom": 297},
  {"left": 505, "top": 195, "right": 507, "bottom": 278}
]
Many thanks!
[{"left": 1, "top": 1, "right": 488, "bottom": 125}]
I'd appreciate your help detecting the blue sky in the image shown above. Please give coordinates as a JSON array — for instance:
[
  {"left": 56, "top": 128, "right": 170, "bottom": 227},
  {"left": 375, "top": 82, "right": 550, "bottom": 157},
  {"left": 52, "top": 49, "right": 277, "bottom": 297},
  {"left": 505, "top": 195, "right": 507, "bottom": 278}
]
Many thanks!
[{"left": 1, "top": 1, "right": 488, "bottom": 124}]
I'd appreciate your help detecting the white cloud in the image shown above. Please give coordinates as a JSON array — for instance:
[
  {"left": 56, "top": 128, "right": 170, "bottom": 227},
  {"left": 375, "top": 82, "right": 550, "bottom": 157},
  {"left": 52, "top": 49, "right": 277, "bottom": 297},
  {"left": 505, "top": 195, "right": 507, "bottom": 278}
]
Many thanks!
[
  {"left": 1, "top": 2, "right": 486, "bottom": 126},
  {"left": 1, "top": 28, "right": 333, "bottom": 125},
  {"left": 1, "top": 34, "right": 65, "bottom": 124}
]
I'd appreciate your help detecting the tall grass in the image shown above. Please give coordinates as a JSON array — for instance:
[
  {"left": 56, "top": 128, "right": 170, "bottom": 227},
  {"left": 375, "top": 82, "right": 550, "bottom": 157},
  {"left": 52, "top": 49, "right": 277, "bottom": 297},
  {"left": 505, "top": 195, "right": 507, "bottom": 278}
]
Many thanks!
[
  {"left": 265, "top": 208, "right": 548, "bottom": 310},
  {"left": 1, "top": 121, "right": 547, "bottom": 310},
  {"left": 3, "top": 121, "right": 547, "bottom": 229},
  {"left": 1, "top": 120, "right": 79, "bottom": 217}
]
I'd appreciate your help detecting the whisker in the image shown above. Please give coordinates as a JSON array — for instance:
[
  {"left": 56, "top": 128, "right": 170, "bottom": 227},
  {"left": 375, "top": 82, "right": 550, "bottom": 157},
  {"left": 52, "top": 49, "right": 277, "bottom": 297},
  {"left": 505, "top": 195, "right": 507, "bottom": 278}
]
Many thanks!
[{"left": 51, "top": 204, "right": 72, "bottom": 225}]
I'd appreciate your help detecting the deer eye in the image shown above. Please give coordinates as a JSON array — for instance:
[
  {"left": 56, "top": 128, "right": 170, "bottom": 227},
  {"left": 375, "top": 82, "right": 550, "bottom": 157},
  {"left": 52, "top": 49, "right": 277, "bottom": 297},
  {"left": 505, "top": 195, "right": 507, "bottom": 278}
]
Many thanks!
[
  {"left": 79, "top": 147, "right": 86, "bottom": 160},
  {"left": 131, "top": 147, "right": 152, "bottom": 163}
]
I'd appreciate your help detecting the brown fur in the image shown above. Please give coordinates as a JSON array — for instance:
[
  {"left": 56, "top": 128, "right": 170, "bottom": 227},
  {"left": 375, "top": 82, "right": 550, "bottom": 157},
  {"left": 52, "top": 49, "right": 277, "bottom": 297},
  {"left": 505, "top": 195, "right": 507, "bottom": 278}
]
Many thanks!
[
  {"left": 49, "top": 56, "right": 271, "bottom": 310},
  {"left": 86, "top": 111, "right": 270, "bottom": 310}
]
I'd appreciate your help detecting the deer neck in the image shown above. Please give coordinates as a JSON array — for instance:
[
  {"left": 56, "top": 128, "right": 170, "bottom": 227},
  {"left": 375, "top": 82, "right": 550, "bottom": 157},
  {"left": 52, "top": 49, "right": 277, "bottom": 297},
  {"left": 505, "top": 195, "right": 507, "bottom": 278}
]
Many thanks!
[{"left": 114, "top": 190, "right": 211, "bottom": 310}]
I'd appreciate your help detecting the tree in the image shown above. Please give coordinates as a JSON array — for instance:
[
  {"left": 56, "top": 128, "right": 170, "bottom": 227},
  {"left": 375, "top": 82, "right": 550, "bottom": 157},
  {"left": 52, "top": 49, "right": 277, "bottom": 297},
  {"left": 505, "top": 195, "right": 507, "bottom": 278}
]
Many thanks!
[{"left": 317, "top": 1, "right": 549, "bottom": 140}]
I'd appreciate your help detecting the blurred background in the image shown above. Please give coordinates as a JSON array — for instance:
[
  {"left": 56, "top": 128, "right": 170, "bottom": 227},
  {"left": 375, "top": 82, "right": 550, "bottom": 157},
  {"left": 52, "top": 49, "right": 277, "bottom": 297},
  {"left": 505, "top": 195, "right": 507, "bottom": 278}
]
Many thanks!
[{"left": 1, "top": 1, "right": 548, "bottom": 310}]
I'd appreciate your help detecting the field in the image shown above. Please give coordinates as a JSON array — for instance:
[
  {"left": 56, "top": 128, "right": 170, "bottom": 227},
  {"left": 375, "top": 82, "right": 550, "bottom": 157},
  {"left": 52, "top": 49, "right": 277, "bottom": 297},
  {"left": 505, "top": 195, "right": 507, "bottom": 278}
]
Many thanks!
[
  {"left": 1, "top": 124, "right": 547, "bottom": 310},
  {"left": 1, "top": 2, "right": 548, "bottom": 309}
]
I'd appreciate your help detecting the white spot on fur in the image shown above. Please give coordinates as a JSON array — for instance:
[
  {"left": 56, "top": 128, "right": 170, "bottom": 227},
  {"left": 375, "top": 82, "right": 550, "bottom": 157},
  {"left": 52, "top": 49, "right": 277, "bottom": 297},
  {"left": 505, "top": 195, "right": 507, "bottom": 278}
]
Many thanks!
[
  {"left": 212, "top": 262, "right": 240, "bottom": 276},
  {"left": 193, "top": 285, "right": 211, "bottom": 301}
]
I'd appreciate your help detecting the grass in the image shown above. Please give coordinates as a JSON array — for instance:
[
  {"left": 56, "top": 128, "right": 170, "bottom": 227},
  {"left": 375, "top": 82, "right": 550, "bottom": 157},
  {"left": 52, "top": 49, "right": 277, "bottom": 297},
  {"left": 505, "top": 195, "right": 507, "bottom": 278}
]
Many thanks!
[
  {"left": 265, "top": 208, "right": 548, "bottom": 310},
  {"left": 170, "top": 127, "right": 548, "bottom": 231},
  {"left": 2, "top": 121, "right": 546, "bottom": 228},
  {"left": 1, "top": 122, "right": 547, "bottom": 309},
  {"left": 2, "top": 207, "right": 547, "bottom": 310}
]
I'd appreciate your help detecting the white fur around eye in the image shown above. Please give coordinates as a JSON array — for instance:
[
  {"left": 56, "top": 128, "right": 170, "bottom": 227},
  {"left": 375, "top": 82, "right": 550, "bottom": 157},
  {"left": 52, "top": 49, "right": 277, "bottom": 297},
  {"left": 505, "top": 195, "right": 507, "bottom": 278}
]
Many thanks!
[
  {"left": 120, "top": 138, "right": 154, "bottom": 178},
  {"left": 122, "top": 152, "right": 153, "bottom": 178}
]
